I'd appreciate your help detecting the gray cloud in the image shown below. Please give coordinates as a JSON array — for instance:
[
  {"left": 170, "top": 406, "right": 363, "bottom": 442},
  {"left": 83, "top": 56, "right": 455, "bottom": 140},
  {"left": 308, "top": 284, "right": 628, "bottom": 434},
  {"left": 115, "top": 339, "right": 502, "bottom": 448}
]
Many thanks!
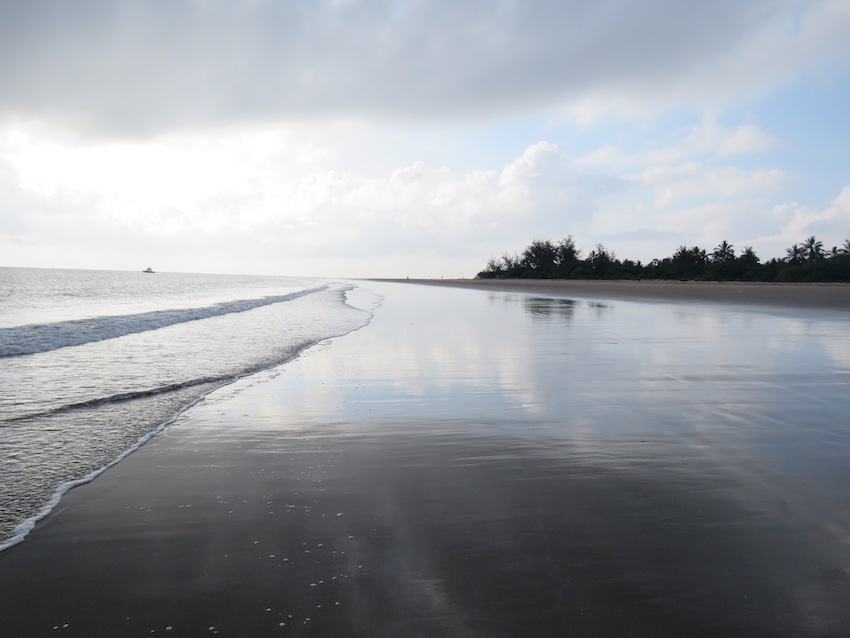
[{"left": 0, "top": 0, "right": 832, "bottom": 136}]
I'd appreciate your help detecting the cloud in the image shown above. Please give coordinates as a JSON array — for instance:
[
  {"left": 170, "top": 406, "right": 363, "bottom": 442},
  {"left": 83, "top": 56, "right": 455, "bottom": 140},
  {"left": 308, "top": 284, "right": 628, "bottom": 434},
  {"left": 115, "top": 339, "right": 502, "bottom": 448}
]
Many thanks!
[
  {"left": 579, "top": 119, "right": 787, "bottom": 170},
  {"left": 0, "top": 129, "right": 630, "bottom": 274},
  {"left": 634, "top": 163, "right": 792, "bottom": 207},
  {"left": 557, "top": 0, "right": 850, "bottom": 123},
  {"left": 766, "top": 186, "right": 850, "bottom": 246},
  {"left": 709, "top": 124, "right": 786, "bottom": 156},
  {"left": 266, "top": 141, "right": 622, "bottom": 257},
  {"left": 678, "top": 120, "right": 787, "bottom": 158},
  {"left": 1, "top": 114, "right": 845, "bottom": 276},
  {"left": 1, "top": 1, "right": 848, "bottom": 136},
  {"left": 658, "top": 199, "right": 776, "bottom": 244},
  {"left": 639, "top": 185, "right": 850, "bottom": 262}
]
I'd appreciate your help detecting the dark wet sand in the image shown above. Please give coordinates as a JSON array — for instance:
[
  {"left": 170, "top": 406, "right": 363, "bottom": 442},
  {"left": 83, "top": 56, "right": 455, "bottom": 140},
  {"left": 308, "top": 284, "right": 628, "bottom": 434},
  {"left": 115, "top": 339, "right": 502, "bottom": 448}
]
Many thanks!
[
  {"left": 379, "top": 278, "right": 850, "bottom": 310},
  {"left": 2, "top": 282, "right": 850, "bottom": 637}
]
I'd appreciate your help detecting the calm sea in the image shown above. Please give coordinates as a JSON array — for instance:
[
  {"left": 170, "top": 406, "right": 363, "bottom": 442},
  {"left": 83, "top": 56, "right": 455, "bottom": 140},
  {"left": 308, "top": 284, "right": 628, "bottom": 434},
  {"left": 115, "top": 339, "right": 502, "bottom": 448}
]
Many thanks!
[{"left": 0, "top": 267, "right": 376, "bottom": 549}]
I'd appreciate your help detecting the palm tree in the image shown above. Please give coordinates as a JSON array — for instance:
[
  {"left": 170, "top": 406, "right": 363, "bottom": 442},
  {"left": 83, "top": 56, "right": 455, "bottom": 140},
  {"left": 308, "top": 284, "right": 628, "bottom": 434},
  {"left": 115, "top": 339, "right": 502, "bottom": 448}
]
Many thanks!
[
  {"left": 839, "top": 239, "right": 850, "bottom": 256},
  {"left": 785, "top": 244, "right": 803, "bottom": 265},
  {"left": 801, "top": 235, "right": 825, "bottom": 262},
  {"left": 711, "top": 240, "right": 735, "bottom": 263},
  {"left": 739, "top": 246, "right": 759, "bottom": 264}
]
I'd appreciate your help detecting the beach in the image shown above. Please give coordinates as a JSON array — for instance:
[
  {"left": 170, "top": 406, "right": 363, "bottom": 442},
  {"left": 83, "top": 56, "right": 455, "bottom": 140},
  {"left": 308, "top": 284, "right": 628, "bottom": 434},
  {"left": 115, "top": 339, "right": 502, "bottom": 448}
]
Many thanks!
[
  {"left": 1, "top": 279, "right": 849, "bottom": 637},
  {"left": 384, "top": 278, "right": 850, "bottom": 310}
]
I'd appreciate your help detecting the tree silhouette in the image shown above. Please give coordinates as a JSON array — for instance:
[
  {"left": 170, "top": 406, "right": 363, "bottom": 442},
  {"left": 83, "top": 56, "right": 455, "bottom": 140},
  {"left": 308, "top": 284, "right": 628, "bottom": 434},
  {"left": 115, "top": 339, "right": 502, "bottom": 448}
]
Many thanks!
[
  {"left": 785, "top": 244, "right": 803, "bottom": 265},
  {"left": 739, "top": 246, "right": 759, "bottom": 265},
  {"left": 554, "top": 236, "right": 581, "bottom": 277},
  {"left": 801, "top": 236, "right": 825, "bottom": 262},
  {"left": 481, "top": 257, "right": 504, "bottom": 278},
  {"left": 669, "top": 245, "right": 708, "bottom": 279},
  {"left": 711, "top": 240, "right": 735, "bottom": 263},
  {"left": 521, "top": 240, "right": 558, "bottom": 278},
  {"left": 476, "top": 235, "right": 850, "bottom": 282},
  {"left": 501, "top": 252, "right": 523, "bottom": 277},
  {"left": 587, "top": 244, "right": 614, "bottom": 277},
  {"left": 673, "top": 246, "right": 708, "bottom": 264}
]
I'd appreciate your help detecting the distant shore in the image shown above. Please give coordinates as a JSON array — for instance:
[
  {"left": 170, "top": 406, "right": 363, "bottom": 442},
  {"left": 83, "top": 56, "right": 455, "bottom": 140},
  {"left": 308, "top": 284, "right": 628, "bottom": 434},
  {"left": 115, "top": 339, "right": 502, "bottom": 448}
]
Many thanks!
[{"left": 372, "top": 278, "right": 850, "bottom": 310}]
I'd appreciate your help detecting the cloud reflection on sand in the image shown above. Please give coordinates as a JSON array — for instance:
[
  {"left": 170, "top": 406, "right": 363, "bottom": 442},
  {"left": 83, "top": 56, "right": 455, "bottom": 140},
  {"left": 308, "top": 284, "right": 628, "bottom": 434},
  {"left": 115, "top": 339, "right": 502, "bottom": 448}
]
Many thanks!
[
  {"left": 301, "top": 282, "right": 850, "bottom": 506},
  {"left": 154, "top": 281, "right": 850, "bottom": 635},
  {"left": 290, "top": 283, "right": 850, "bottom": 442}
]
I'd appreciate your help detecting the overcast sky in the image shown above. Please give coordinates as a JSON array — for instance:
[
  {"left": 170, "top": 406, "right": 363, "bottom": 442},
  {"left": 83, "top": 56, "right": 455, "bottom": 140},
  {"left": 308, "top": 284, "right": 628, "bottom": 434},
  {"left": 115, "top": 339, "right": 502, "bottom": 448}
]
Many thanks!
[{"left": 1, "top": 0, "right": 849, "bottom": 277}]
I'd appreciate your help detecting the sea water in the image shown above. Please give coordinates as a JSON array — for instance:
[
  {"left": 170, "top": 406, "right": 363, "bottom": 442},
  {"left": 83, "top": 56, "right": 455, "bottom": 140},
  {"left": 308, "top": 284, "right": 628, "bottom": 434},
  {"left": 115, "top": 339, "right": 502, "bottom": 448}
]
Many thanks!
[{"left": 0, "top": 267, "right": 375, "bottom": 549}]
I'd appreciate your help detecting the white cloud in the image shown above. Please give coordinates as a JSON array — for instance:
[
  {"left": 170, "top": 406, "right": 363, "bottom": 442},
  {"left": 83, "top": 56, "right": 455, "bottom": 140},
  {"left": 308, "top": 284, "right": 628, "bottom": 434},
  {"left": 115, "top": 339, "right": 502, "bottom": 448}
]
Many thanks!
[
  {"left": 679, "top": 120, "right": 787, "bottom": 158},
  {"left": 579, "top": 119, "right": 787, "bottom": 170},
  {"left": 640, "top": 185, "right": 850, "bottom": 263},
  {"left": 634, "top": 163, "right": 792, "bottom": 207},
  {"left": 0, "top": 105, "right": 845, "bottom": 276},
  {"left": 712, "top": 124, "right": 786, "bottom": 156},
  {"left": 266, "top": 141, "right": 620, "bottom": 258},
  {"left": 763, "top": 186, "right": 850, "bottom": 247},
  {"left": 658, "top": 198, "right": 774, "bottom": 244},
  {"left": 0, "top": 128, "right": 625, "bottom": 275}
]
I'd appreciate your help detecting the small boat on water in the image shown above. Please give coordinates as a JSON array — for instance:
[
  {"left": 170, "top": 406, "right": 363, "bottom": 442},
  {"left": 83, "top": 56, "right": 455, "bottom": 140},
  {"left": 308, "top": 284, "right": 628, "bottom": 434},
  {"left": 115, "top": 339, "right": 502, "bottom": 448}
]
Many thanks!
[{"left": 143, "top": 267, "right": 155, "bottom": 273}]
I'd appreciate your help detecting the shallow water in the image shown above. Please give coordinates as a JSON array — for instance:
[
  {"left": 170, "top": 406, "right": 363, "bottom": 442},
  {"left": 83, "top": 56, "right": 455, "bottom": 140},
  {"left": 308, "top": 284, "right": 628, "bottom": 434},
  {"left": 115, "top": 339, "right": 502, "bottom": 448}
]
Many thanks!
[
  {"left": 1, "top": 281, "right": 849, "bottom": 636},
  {"left": 0, "top": 268, "right": 373, "bottom": 549},
  {"left": 217, "top": 282, "right": 850, "bottom": 635}
]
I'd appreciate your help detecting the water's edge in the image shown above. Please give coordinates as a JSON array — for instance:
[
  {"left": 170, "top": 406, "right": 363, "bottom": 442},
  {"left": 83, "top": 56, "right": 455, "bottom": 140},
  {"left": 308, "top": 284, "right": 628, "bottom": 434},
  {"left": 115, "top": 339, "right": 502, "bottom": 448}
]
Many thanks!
[{"left": 0, "top": 285, "right": 380, "bottom": 553}]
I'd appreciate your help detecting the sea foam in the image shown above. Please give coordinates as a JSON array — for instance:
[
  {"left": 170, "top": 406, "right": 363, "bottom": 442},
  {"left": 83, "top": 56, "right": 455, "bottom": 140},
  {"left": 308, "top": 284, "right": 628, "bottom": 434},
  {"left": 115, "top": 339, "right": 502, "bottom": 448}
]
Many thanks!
[{"left": 0, "top": 286, "right": 327, "bottom": 357}]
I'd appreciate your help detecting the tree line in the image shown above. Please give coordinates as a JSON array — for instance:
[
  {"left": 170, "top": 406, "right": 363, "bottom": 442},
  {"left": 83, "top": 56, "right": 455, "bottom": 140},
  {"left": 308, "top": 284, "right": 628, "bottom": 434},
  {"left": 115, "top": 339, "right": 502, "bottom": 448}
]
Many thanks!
[{"left": 476, "top": 236, "right": 850, "bottom": 282}]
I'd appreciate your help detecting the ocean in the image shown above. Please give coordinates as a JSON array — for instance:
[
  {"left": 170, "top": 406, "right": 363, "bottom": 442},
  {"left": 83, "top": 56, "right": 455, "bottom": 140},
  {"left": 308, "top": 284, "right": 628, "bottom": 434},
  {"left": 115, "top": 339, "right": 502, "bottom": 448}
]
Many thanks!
[{"left": 0, "top": 267, "right": 376, "bottom": 550}]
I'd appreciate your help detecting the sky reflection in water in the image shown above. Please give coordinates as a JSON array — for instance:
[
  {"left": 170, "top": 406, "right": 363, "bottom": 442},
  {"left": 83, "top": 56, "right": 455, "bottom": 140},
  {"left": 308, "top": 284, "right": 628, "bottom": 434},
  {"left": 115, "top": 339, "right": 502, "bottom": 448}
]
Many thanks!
[
  {"left": 176, "top": 282, "right": 850, "bottom": 635},
  {"left": 255, "top": 283, "right": 850, "bottom": 523}
]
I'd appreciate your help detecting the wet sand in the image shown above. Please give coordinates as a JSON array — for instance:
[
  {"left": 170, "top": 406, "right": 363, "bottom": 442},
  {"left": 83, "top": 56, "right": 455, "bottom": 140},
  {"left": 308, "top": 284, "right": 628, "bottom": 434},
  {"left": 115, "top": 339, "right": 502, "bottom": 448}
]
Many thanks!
[
  {"left": 382, "top": 278, "right": 850, "bottom": 310},
  {"left": 2, "top": 282, "right": 850, "bottom": 636}
]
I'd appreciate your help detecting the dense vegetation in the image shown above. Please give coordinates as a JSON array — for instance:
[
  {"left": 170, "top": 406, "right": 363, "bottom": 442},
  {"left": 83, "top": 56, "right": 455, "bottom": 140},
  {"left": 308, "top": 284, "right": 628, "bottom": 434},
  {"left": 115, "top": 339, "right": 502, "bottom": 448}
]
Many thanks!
[{"left": 477, "top": 236, "right": 850, "bottom": 282}]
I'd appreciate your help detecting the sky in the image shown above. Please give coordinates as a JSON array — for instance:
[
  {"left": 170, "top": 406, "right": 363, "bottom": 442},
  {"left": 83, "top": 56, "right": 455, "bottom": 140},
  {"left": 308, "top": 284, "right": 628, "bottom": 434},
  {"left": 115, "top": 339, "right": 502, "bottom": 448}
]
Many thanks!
[{"left": 1, "top": 0, "right": 849, "bottom": 278}]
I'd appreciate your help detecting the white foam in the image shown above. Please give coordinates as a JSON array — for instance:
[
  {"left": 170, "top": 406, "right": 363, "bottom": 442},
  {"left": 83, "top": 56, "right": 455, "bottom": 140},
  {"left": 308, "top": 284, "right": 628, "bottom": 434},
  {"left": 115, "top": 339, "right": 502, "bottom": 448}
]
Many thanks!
[
  {"left": 0, "top": 286, "right": 327, "bottom": 357},
  {"left": 0, "top": 386, "right": 213, "bottom": 553},
  {"left": 0, "top": 282, "right": 378, "bottom": 553}
]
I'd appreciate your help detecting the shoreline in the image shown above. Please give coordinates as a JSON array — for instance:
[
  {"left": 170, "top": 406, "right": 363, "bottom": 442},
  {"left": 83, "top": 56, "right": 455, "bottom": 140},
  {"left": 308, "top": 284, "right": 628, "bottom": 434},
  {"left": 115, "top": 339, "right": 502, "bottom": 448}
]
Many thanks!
[
  {"left": 1, "top": 282, "right": 849, "bottom": 635},
  {"left": 371, "top": 278, "right": 850, "bottom": 310}
]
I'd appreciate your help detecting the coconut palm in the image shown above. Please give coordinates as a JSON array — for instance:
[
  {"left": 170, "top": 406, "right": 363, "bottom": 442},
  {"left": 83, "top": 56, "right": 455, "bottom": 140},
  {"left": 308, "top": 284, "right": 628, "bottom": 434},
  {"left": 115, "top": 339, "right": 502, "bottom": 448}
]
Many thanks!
[
  {"left": 801, "top": 235, "right": 825, "bottom": 262},
  {"left": 711, "top": 240, "right": 735, "bottom": 263},
  {"left": 739, "top": 246, "right": 759, "bottom": 264},
  {"left": 785, "top": 244, "right": 803, "bottom": 265}
]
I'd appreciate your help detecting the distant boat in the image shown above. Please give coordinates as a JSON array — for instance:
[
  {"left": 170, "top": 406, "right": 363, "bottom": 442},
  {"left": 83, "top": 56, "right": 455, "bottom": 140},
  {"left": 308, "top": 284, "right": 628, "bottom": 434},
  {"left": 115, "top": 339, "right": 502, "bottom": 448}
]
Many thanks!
[{"left": 143, "top": 267, "right": 155, "bottom": 273}]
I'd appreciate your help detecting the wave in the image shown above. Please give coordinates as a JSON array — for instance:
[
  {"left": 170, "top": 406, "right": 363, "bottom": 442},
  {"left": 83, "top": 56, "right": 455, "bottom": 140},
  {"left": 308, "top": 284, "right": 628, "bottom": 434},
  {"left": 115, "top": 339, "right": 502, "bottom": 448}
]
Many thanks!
[
  {"left": 0, "top": 384, "right": 217, "bottom": 554},
  {"left": 0, "top": 286, "right": 327, "bottom": 357},
  {"left": 3, "top": 376, "right": 239, "bottom": 423},
  {"left": 0, "top": 284, "right": 378, "bottom": 552}
]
